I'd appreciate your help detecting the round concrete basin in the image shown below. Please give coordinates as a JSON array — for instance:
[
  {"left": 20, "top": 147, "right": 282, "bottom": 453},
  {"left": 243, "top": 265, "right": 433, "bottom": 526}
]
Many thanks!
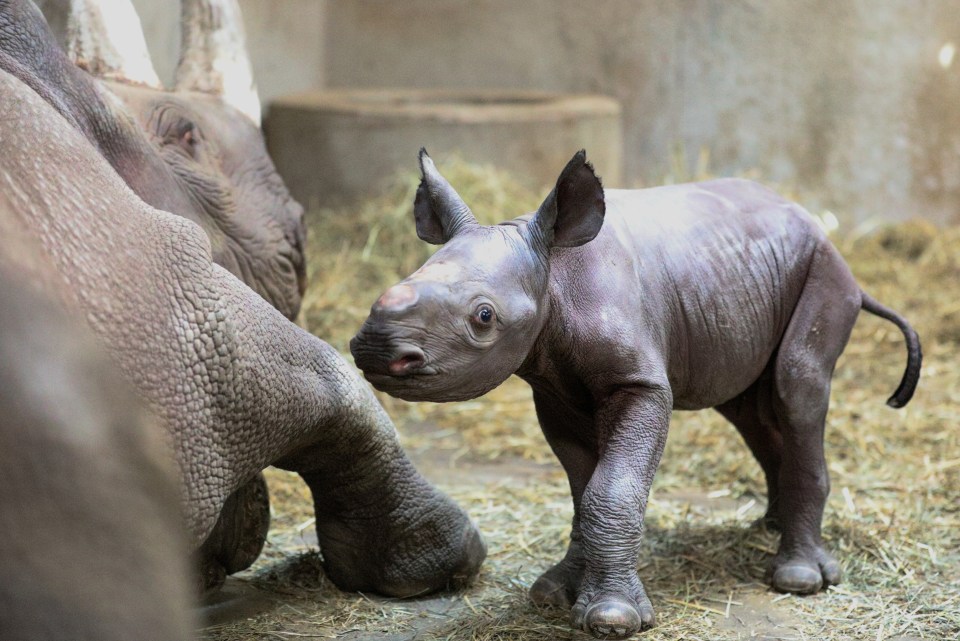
[{"left": 265, "top": 89, "right": 622, "bottom": 207}]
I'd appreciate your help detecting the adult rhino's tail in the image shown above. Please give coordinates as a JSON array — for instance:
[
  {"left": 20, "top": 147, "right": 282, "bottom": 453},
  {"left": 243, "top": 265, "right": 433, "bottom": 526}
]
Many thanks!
[{"left": 860, "top": 291, "right": 922, "bottom": 408}]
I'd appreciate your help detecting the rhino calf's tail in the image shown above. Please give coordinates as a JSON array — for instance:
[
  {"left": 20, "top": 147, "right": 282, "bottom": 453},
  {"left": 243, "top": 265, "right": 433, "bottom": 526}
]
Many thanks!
[{"left": 860, "top": 291, "right": 922, "bottom": 408}]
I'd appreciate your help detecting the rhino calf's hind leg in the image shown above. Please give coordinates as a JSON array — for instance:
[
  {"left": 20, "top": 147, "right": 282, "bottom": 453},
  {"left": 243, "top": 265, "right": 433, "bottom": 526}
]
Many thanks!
[
  {"left": 715, "top": 366, "right": 784, "bottom": 530},
  {"left": 767, "top": 245, "right": 861, "bottom": 594}
]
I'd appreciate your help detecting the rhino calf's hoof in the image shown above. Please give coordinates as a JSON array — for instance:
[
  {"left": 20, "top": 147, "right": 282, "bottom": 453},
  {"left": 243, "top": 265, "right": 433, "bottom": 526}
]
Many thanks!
[
  {"left": 572, "top": 593, "right": 654, "bottom": 639},
  {"left": 529, "top": 556, "right": 583, "bottom": 608},
  {"left": 768, "top": 547, "right": 841, "bottom": 595},
  {"left": 771, "top": 563, "right": 822, "bottom": 594},
  {"left": 750, "top": 509, "right": 781, "bottom": 532},
  {"left": 530, "top": 574, "right": 575, "bottom": 608}
]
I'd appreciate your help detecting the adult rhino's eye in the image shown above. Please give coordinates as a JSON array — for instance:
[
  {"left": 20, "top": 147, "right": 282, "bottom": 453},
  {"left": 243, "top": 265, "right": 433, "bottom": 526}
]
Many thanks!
[
  {"left": 176, "top": 122, "right": 200, "bottom": 156},
  {"left": 473, "top": 304, "right": 496, "bottom": 328},
  {"left": 161, "top": 118, "right": 201, "bottom": 159}
]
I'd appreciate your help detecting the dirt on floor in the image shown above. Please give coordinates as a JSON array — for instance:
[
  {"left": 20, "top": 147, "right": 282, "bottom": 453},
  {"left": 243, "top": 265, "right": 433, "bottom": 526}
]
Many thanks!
[{"left": 199, "top": 163, "right": 960, "bottom": 641}]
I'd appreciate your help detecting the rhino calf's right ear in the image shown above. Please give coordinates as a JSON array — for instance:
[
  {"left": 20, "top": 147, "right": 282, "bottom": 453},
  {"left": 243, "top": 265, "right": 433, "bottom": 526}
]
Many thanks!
[{"left": 531, "top": 150, "right": 606, "bottom": 249}]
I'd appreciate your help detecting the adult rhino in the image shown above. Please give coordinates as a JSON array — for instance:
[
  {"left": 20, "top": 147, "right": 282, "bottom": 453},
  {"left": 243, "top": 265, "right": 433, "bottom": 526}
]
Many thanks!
[
  {"left": 0, "top": 0, "right": 485, "bottom": 598},
  {"left": 18, "top": 0, "right": 306, "bottom": 583}
]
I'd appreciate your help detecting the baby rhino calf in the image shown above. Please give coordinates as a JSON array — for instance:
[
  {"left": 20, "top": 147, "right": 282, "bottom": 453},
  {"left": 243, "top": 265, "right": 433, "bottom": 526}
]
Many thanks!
[{"left": 351, "top": 150, "right": 921, "bottom": 639}]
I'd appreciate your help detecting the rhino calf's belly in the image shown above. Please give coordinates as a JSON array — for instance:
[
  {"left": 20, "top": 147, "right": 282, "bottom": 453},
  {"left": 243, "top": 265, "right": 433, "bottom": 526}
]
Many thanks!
[{"left": 669, "top": 340, "right": 780, "bottom": 410}]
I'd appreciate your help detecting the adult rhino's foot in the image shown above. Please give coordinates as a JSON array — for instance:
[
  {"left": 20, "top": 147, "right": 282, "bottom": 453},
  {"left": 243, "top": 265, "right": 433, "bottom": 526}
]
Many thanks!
[
  {"left": 197, "top": 473, "right": 271, "bottom": 593},
  {"left": 530, "top": 544, "right": 584, "bottom": 607},
  {"left": 305, "top": 470, "right": 485, "bottom": 598},
  {"left": 767, "top": 545, "right": 840, "bottom": 594}
]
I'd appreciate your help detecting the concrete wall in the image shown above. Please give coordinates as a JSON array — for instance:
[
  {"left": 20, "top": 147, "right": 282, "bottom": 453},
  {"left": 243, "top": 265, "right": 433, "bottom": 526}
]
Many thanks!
[
  {"left": 324, "top": 1, "right": 960, "bottom": 225},
  {"left": 266, "top": 90, "right": 623, "bottom": 206}
]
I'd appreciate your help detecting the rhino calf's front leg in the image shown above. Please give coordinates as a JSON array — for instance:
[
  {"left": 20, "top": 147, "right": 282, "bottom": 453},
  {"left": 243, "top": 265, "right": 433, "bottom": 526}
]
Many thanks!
[{"left": 569, "top": 387, "right": 671, "bottom": 639}]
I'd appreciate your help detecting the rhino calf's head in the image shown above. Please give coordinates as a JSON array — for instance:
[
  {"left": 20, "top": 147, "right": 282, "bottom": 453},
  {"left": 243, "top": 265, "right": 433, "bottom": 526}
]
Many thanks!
[{"left": 351, "top": 149, "right": 605, "bottom": 402}]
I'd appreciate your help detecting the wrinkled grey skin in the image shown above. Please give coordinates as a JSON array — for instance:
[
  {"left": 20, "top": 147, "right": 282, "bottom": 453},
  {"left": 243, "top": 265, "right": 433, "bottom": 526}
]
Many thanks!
[
  {"left": 0, "top": 261, "right": 195, "bottom": 641},
  {"left": 1, "top": 0, "right": 305, "bottom": 581},
  {"left": 100, "top": 80, "right": 307, "bottom": 320},
  {"left": 0, "top": 6, "right": 485, "bottom": 600},
  {"left": 352, "top": 150, "right": 922, "bottom": 639},
  {"left": 11, "top": 0, "right": 306, "bottom": 320}
]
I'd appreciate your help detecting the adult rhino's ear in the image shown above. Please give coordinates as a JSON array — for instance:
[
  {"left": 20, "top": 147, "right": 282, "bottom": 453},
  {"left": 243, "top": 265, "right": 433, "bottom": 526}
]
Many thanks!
[
  {"left": 529, "top": 150, "right": 605, "bottom": 250},
  {"left": 413, "top": 148, "right": 478, "bottom": 244}
]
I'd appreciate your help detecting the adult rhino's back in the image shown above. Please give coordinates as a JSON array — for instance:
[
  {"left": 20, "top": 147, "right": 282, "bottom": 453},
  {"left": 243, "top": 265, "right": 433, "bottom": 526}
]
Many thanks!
[{"left": 573, "top": 179, "right": 829, "bottom": 408}]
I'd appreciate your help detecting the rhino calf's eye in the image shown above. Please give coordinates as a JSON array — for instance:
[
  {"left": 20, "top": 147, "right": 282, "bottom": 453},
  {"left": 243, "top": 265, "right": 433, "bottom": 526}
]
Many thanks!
[{"left": 474, "top": 304, "right": 495, "bottom": 327}]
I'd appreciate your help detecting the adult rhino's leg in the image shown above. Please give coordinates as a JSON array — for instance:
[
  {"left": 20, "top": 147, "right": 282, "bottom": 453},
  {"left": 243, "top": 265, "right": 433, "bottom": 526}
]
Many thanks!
[
  {"left": 528, "top": 390, "right": 598, "bottom": 608},
  {"left": 197, "top": 472, "right": 271, "bottom": 592},
  {"left": 116, "top": 249, "right": 485, "bottom": 597},
  {"left": 767, "top": 243, "right": 860, "bottom": 594},
  {"left": 715, "top": 362, "right": 784, "bottom": 530},
  {"left": 181, "top": 280, "right": 486, "bottom": 598},
  {"left": 273, "top": 357, "right": 486, "bottom": 598},
  {"left": 87, "top": 194, "right": 485, "bottom": 598}
]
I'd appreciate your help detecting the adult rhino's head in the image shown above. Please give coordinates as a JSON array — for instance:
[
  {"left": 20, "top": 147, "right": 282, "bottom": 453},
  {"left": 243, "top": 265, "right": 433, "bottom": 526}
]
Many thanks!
[
  {"left": 351, "top": 149, "right": 605, "bottom": 402},
  {"left": 58, "top": 0, "right": 306, "bottom": 318}
]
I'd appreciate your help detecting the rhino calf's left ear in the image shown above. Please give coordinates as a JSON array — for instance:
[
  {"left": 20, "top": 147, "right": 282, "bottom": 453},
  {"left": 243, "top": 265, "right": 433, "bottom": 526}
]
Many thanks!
[{"left": 533, "top": 150, "right": 605, "bottom": 248}]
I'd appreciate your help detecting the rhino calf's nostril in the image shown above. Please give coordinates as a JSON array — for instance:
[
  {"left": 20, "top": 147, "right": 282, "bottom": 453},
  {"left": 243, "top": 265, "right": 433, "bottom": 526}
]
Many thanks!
[{"left": 388, "top": 351, "right": 425, "bottom": 375}]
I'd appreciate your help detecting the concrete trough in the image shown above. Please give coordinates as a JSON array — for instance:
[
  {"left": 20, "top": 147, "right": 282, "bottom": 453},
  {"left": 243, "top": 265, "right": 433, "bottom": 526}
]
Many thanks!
[{"left": 264, "top": 89, "right": 622, "bottom": 207}]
